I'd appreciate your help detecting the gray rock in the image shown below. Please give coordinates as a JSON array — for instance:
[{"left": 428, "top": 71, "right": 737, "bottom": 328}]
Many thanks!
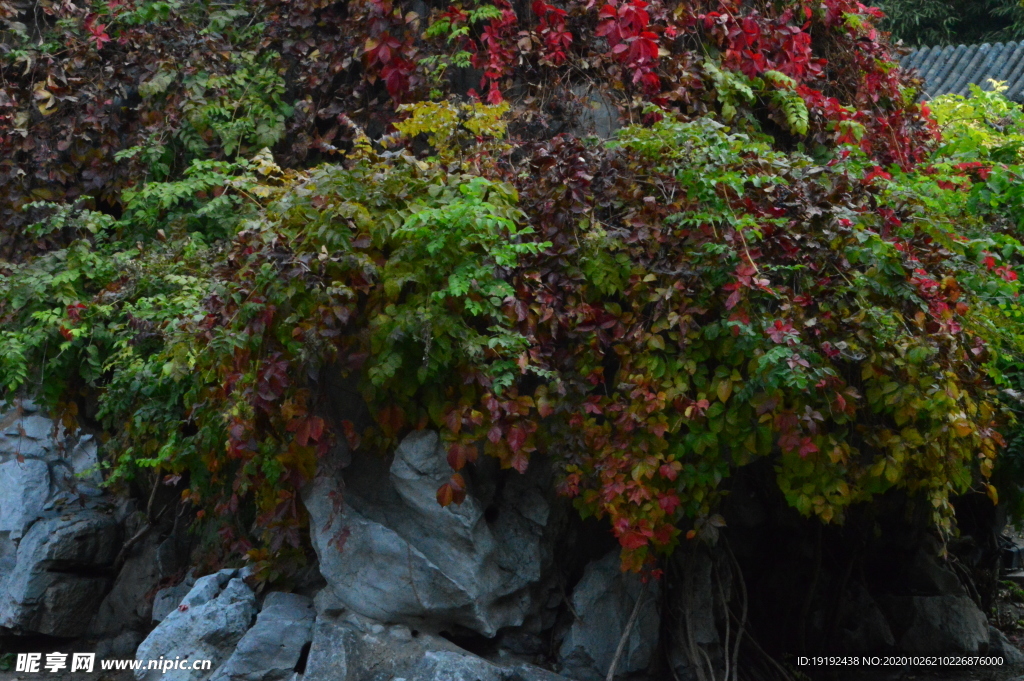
[
  {"left": 156, "top": 526, "right": 194, "bottom": 580},
  {"left": 312, "top": 584, "right": 346, "bottom": 618},
  {"left": 303, "top": 614, "right": 356, "bottom": 681},
  {"left": 209, "top": 593, "right": 315, "bottom": 681},
  {"left": 988, "top": 626, "right": 1024, "bottom": 667},
  {"left": 153, "top": 572, "right": 198, "bottom": 623},
  {"left": 891, "top": 595, "right": 989, "bottom": 655},
  {"left": 135, "top": 570, "right": 257, "bottom": 681},
  {"left": 304, "top": 610, "right": 568, "bottom": 681},
  {"left": 0, "top": 458, "right": 51, "bottom": 539},
  {"left": 6, "top": 413, "right": 55, "bottom": 441},
  {"left": 89, "top": 528, "right": 161, "bottom": 636},
  {"left": 96, "top": 630, "right": 146, "bottom": 661},
  {"left": 835, "top": 584, "right": 895, "bottom": 654},
  {"left": 0, "top": 510, "right": 121, "bottom": 637},
  {"left": 0, "top": 533, "right": 16, "bottom": 578},
  {"left": 570, "top": 86, "right": 620, "bottom": 139},
  {"left": 69, "top": 434, "right": 104, "bottom": 486},
  {"left": 407, "top": 651, "right": 505, "bottom": 681},
  {"left": 559, "top": 549, "right": 660, "bottom": 680},
  {"left": 304, "top": 430, "right": 553, "bottom": 637},
  {"left": 507, "top": 664, "right": 573, "bottom": 681},
  {"left": 48, "top": 435, "right": 106, "bottom": 498},
  {"left": 0, "top": 412, "right": 57, "bottom": 460}
]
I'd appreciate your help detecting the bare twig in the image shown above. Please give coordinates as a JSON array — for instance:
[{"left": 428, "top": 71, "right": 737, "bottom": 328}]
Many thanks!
[
  {"left": 681, "top": 550, "right": 711, "bottom": 681},
  {"left": 113, "top": 522, "right": 151, "bottom": 571},
  {"left": 606, "top": 580, "right": 649, "bottom": 681},
  {"left": 718, "top": 567, "right": 731, "bottom": 681},
  {"left": 726, "top": 607, "right": 794, "bottom": 681},
  {"left": 726, "top": 542, "right": 747, "bottom": 681}
]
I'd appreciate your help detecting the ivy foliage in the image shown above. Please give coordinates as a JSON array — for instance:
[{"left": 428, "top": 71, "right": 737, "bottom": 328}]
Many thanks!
[
  {"left": 928, "top": 83, "right": 1024, "bottom": 521},
  {"left": 876, "top": 0, "right": 1024, "bottom": 47},
  {"left": 0, "top": 0, "right": 934, "bottom": 265},
  {"left": 4, "top": 0, "right": 1024, "bottom": 575},
  {"left": 4, "top": 93, "right": 1024, "bottom": 573}
]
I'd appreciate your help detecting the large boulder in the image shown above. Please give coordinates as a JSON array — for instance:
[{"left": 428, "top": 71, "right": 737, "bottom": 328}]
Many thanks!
[
  {"left": 880, "top": 593, "right": 989, "bottom": 655},
  {"left": 876, "top": 539, "right": 991, "bottom": 656},
  {"left": 0, "top": 401, "right": 143, "bottom": 641},
  {"left": 0, "top": 510, "right": 121, "bottom": 637},
  {"left": 0, "top": 458, "right": 51, "bottom": 540},
  {"left": 304, "top": 430, "right": 556, "bottom": 637},
  {"left": 152, "top": 572, "right": 198, "bottom": 623},
  {"left": 304, "top": 607, "right": 569, "bottom": 681},
  {"left": 988, "top": 626, "right": 1024, "bottom": 668},
  {"left": 209, "top": 592, "right": 315, "bottom": 681},
  {"left": 558, "top": 549, "right": 660, "bottom": 681},
  {"left": 0, "top": 403, "right": 59, "bottom": 461},
  {"left": 135, "top": 569, "right": 257, "bottom": 681},
  {"left": 88, "top": 517, "right": 162, "bottom": 638}
]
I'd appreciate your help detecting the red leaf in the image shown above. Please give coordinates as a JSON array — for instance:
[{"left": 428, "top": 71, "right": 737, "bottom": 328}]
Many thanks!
[
  {"left": 449, "top": 473, "right": 467, "bottom": 503},
  {"left": 340, "top": 420, "right": 361, "bottom": 450},
  {"left": 437, "top": 483, "right": 455, "bottom": 507},
  {"left": 447, "top": 443, "right": 467, "bottom": 470},
  {"left": 377, "top": 405, "right": 406, "bottom": 437},
  {"left": 510, "top": 451, "right": 529, "bottom": 473},
  {"left": 620, "top": 530, "right": 648, "bottom": 550},
  {"left": 659, "top": 462, "right": 680, "bottom": 481},
  {"left": 308, "top": 416, "right": 324, "bottom": 442},
  {"left": 443, "top": 408, "right": 463, "bottom": 435},
  {"left": 437, "top": 474, "right": 467, "bottom": 506},
  {"left": 537, "top": 396, "right": 555, "bottom": 418},
  {"left": 798, "top": 437, "right": 818, "bottom": 458},
  {"left": 507, "top": 424, "right": 527, "bottom": 453}
]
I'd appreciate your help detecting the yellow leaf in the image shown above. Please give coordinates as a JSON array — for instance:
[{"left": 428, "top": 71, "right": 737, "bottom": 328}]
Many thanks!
[
  {"left": 34, "top": 87, "right": 57, "bottom": 116},
  {"left": 952, "top": 420, "right": 973, "bottom": 438},
  {"left": 716, "top": 379, "right": 732, "bottom": 403},
  {"left": 987, "top": 484, "right": 999, "bottom": 506}
]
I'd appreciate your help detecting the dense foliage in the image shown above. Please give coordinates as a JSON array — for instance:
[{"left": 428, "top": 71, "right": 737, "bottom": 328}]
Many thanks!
[
  {"left": 876, "top": 0, "right": 1024, "bottom": 47},
  {"left": 4, "top": 0, "right": 1024, "bottom": 575}
]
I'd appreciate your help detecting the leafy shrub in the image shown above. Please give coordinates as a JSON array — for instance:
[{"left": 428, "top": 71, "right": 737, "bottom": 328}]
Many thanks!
[
  {"left": 4, "top": 0, "right": 1024, "bottom": 577},
  {"left": 5, "top": 94, "right": 1024, "bottom": 574}
]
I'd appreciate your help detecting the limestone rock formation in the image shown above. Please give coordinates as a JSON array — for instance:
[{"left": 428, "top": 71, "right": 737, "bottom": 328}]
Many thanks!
[
  {"left": 304, "top": 429, "right": 555, "bottom": 637},
  {"left": 134, "top": 569, "right": 257, "bottom": 681},
  {"left": 303, "top": 607, "right": 570, "bottom": 681},
  {"left": 558, "top": 549, "right": 660, "bottom": 680},
  {"left": 0, "top": 510, "right": 120, "bottom": 637},
  {"left": 209, "top": 592, "right": 315, "bottom": 681}
]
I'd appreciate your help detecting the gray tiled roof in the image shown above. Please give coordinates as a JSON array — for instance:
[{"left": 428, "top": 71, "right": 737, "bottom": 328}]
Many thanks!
[{"left": 901, "top": 42, "right": 1024, "bottom": 101}]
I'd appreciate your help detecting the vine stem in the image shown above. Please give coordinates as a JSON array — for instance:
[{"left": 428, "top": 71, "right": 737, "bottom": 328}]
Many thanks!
[
  {"left": 606, "top": 580, "right": 649, "bottom": 681},
  {"left": 726, "top": 540, "right": 747, "bottom": 681}
]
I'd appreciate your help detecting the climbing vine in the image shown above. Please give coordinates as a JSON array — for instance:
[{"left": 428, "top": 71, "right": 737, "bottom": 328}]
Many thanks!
[{"left": 2, "top": 0, "right": 1024, "bottom": 574}]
